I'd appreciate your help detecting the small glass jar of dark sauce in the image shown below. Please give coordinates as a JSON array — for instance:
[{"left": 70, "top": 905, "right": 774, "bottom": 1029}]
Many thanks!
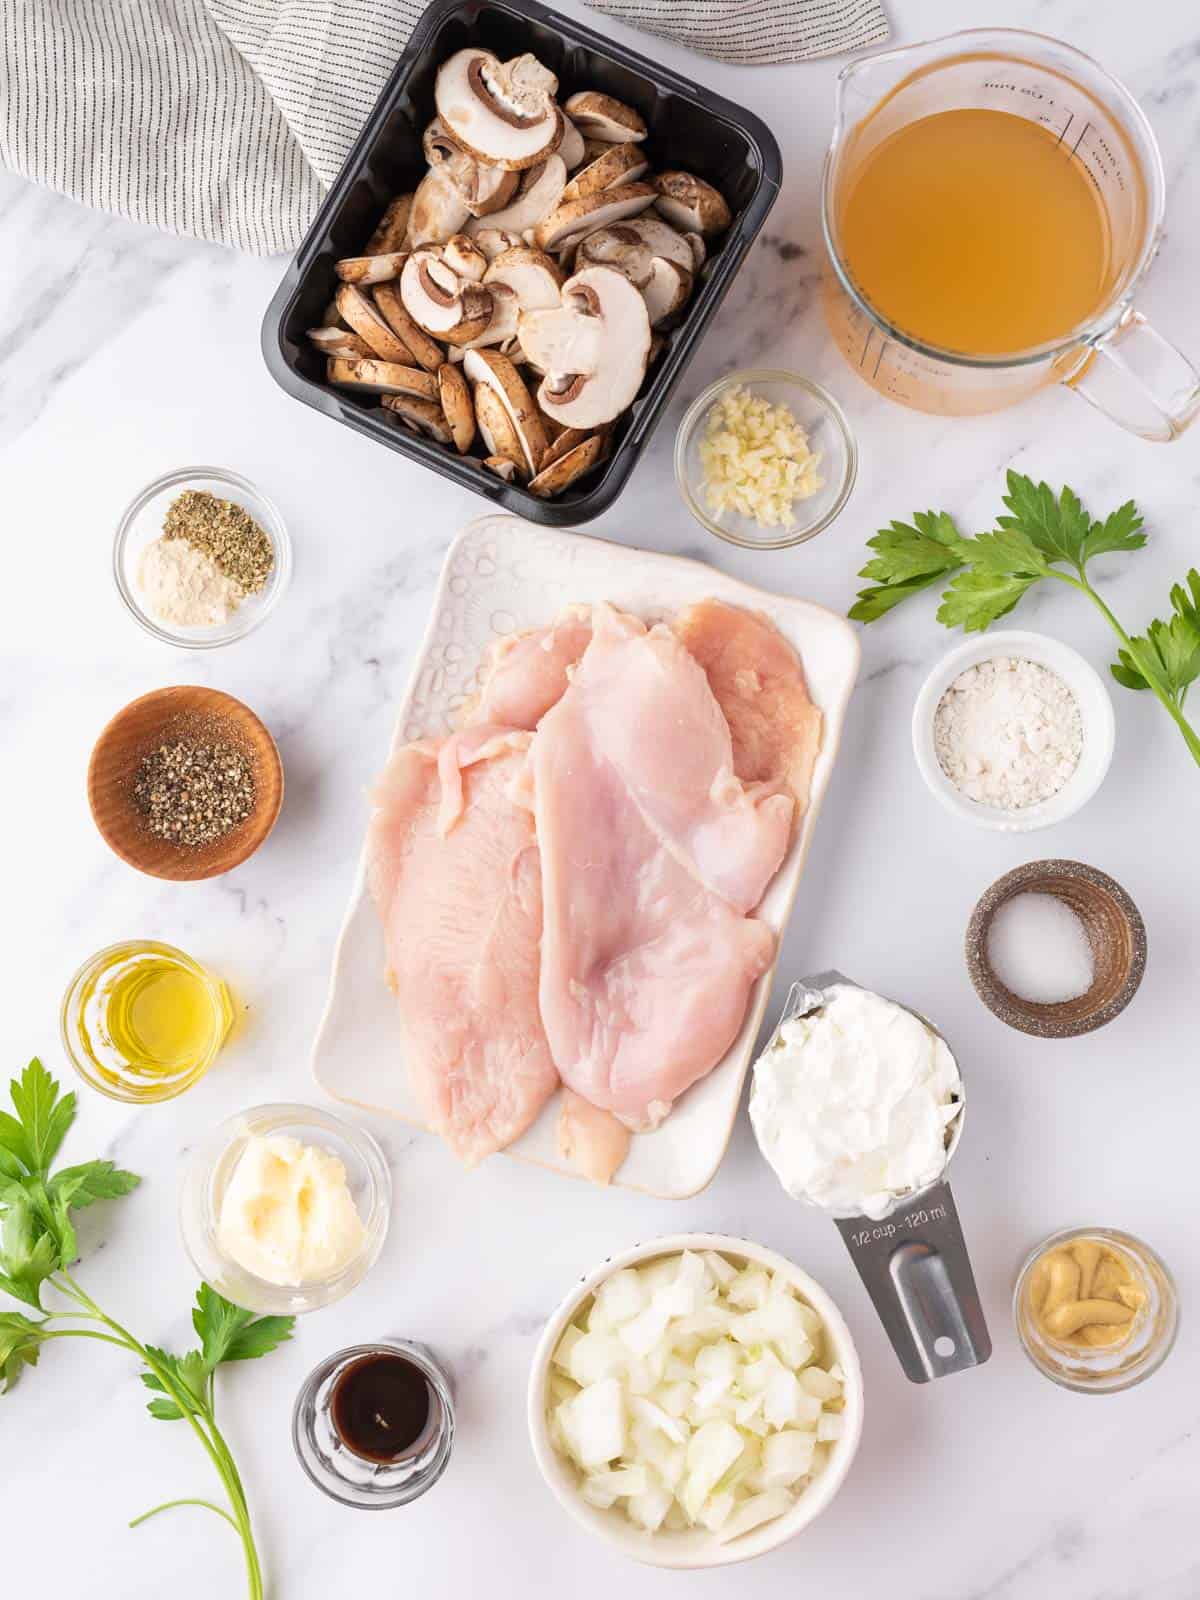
[{"left": 292, "top": 1341, "right": 454, "bottom": 1507}]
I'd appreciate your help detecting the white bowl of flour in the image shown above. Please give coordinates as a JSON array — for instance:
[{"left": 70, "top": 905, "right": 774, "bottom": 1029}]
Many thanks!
[{"left": 911, "top": 630, "right": 1115, "bottom": 831}]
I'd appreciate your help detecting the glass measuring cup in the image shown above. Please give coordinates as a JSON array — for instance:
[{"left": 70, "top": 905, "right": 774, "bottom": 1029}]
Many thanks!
[
  {"left": 755, "top": 973, "right": 991, "bottom": 1383},
  {"left": 821, "top": 29, "right": 1200, "bottom": 440}
]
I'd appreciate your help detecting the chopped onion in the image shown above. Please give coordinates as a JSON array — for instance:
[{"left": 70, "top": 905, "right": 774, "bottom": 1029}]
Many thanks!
[{"left": 547, "top": 1250, "right": 846, "bottom": 1542}]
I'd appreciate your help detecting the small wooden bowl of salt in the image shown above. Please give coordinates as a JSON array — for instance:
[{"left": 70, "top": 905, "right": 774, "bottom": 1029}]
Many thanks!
[{"left": 965, "top": 860, "right": 1146, "bottom": 1038}]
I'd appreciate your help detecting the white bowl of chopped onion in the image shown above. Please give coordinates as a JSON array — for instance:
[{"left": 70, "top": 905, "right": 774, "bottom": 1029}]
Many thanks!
[{"left": 528, "top": 1233, "right": 863, "bottom": 1568}]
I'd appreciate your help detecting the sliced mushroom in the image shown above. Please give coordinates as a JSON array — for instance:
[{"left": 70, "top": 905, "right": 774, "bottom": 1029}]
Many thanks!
[
  {"left": 648, "top": 331, "right": 666, "bottom": 365},
  {"left": 443, "top": 234, "right": 488, "bottom": 283},
  {"left": 463, "top": 348, "right": 548, "bottom": 476},
  {"left": 559, "top": 117, "right": 586, "bottom": 170},
  {"left": 423, "top": 117, "right": 521, "bottom": 217},
  {"left": 652, "top": 171, "right": 731, "bottom": 238},
  {"left": 400, "top": 250, "right": 493, "bottom": 345},
  {"left": 335, "top": 251, "right": 407, "bottom": 286},
  {"left": 473, "top": 383, "right": 530, "bottom": 478},
  {"left": 306, "top": 326, "right": 374, "bottom": 358},
  {"left": 518, "top": 265, "right": 651, "bottom": 428},
  {"left": 335, "top": 283, "right": 414, "bottom": 363},
  {"left": 580, "top": 136, "right": 612, "bottom": 165},
  {"left": 642, "top": 258, "right": 692, "bottom": 325},
  {"left": 540, "top": 424, "right": 602, "bottom": 470},
  {"left": 528, "top": 432, "right": 607, "bottom": 497},
  {"left": 326, "top": 358, "right": 439, "bottom": 400},
  {"left": 466, "top": 155, "right": 567, "bottom": 238},
  {"left": 563, "top": 91, "right": 647, "bottom": 144},
  {"left": 684, "top": 231, "right": 706, "bottom": 271},
  {"left": 372, "top": 282, "right": 445, "bottom": 372},
  {"left": 364, "top": 194, "right": 413, "bottom": 255},
  {"left": 456, "top": 281, "right": 520, "bottom": 351},
  {"left": 572, "top": 221, "right": 693, "bottom": 324},
  {"left": 471, "top": 226, "right": 524, "bottom": 262},
  {"left": 435, "top": 49, "right": 563, "bottom": 170},
  {"left": 533, "top": 181, "right": 656, "bottom": 253},
  {"left": 437, "top": 362, "right": 476, "bottom": 453},
  {"left": 561, "top": 143, "right": 649, "bottom": 202},
  {"left": 407, "top": 168, "right": 472, "bottom": 248},
  {"left": 625, "top": 214, "right": 694, "bottom": 272},
  {"left": 482, "top": 454, "right": 518, "bottom": 483},
  {"left": 381, "top": 393, "right": 455, "bottom": 444},
  {"left": 483, "top": 246, "right": 563, "bottom": 311}
]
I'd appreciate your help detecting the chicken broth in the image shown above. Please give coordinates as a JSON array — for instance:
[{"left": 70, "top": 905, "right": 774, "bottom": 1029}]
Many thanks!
[{"left": 836, "top": 108, "right": 1111, "bottom": 355}]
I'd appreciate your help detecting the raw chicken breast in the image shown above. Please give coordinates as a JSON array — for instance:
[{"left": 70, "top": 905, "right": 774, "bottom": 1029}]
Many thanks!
[
  {"left": 558, "top": 1090, "right": 632, "bottom": 1185},
  {"left": 467, "top": 608, "right": 593, "bottom": 730},
  {"left": 674, "top": 598, "right": 823, "bottom": 823},
  {"left": 532, "top": 608, "right": 776, "bottom": 1127},
  {"left": 565, "top": 605, "right": 793, "bottom": 915},
  {"left": 366, "top": 728, "right": 559, "bottom": 1166}
]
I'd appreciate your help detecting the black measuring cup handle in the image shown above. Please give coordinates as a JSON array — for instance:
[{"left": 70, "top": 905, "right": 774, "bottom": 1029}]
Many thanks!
[{"left": 834, "top": 1180, "right": 991, "bottom": 1382}]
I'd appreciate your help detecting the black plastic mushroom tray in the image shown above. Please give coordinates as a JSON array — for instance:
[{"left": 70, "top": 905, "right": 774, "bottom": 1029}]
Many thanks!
[{"left": 261, "top": 0, "right": 782, "bottom": 526}]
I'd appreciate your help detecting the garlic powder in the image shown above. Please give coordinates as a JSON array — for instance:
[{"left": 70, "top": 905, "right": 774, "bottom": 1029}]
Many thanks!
[
  {"left": 698, "top": 385, "right": 822, "bottom": 528},
  {"left": 136, "top": 535, "right": 246, "bottom": 628},
  {"left": 934, "top": 656, "right": 1083, "bottom": 810}
]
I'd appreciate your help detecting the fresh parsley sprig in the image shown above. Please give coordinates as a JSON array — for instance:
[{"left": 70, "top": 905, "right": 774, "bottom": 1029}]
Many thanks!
[
  {"left": 849, "top": 470, "right": 1200, "bottom": 769},
  {"left": 0, "top": 1060, "right": 293, "bottom": 1600}
]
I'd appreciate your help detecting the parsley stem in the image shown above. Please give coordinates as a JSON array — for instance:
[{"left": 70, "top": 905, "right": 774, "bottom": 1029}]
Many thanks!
[
  {"left": 130, "top": 1497, "right": 240, "bottom": 1532},
  {"left": 52, "top": 1271, "right": 265, "bottom": 1600}
]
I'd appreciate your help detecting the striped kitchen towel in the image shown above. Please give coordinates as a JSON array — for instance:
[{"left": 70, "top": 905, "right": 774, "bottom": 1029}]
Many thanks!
[{"left": 0, "top": 0, "right": 888, "bottom": 256}]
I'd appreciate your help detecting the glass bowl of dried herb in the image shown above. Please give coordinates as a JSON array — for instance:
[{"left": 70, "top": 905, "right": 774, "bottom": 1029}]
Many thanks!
[{"left": 114, "top": 465, "right": 292, "bottom": 648}]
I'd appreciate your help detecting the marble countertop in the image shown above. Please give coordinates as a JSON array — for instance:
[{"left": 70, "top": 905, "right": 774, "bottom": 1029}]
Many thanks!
[{"left": 5, "top": 1, "right": 1199, "bottom": 1594}]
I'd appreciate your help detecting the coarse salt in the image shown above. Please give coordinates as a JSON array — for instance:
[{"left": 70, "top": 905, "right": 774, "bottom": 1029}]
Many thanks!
[
  {"left": 934, "top": 656, "right": 1082, "bottom": 810},
  {"left": 986, "top": 891, "right": 1095, "bottom": 1003}
]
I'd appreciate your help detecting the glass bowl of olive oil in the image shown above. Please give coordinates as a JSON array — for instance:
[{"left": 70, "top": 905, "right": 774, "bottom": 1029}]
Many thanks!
[{"left": 61, "top": 940, "right": 233, "bottom": 1103}]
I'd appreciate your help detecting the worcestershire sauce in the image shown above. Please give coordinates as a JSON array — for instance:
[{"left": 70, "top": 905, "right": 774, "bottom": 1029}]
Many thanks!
[{"left": 331, "top": 1352, "right": 432, "bottom": 1463}]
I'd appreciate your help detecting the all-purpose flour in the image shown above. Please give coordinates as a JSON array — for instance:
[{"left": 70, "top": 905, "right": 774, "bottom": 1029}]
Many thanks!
[{"left": 934, "top": 656, "right": 1083, "bottom": 810}]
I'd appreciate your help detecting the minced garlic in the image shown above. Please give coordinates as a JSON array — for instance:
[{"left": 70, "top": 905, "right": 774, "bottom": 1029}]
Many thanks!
[{"left": 698, "top": 385, "right": 822, "bottom": 528}]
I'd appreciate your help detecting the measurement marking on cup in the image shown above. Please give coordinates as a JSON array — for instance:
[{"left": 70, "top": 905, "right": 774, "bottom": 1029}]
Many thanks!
[
  {"left": 848, "top": 1203, "right": 948, "bottom": 1249},
  {"left": 1054, "top": 112, "right": 1074, "bottom": 149}
]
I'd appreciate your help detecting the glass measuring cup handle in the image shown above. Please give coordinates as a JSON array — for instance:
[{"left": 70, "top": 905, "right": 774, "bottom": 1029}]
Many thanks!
[
  {"left": 834, "top": 1180, "right": 992, "bottom": 1383},
  {"left": 1067, "top": 308, "right": 1200, "bottom": 442}
]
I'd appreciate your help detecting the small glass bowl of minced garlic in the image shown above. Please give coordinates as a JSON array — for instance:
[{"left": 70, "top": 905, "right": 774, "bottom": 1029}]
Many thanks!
[
  {"left": 1014, "top": 1228, "right": 1178, "bottom": 1393},
  {"left": 114, "top": 466, "right": 291, "bottom": 648},
  {"left": 675, "top": 370, "right": 857, "bottom": 550}
]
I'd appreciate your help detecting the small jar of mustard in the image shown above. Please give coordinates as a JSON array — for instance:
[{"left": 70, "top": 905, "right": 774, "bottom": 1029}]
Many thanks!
[{"left": 1014, "top": 1227, "right": 1177, "bottom": 1393}]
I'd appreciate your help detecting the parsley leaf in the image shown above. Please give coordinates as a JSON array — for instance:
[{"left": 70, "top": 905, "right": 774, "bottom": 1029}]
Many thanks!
[
  {"left": 937, "top": 568, "right": 1040, "bottom": 632},
  {"left": 193, "top": 1282, "right": 294, "bottom": 1367},
  {"left": 0, "top": 1310, "right": 46, "bottom": 1391},
  {"left": 50, "top": 1161, "right": 141, "bottom": 1211},
  {"left": 0, "top": 1196, "right": 59, "bottom": 1308},
  {"left": 1113, "top": 573, "right": 1200, "bottom": 703},
  {"left": 143, "top": 1287, "right": 295, "bottom": 1422},
  {"left": 997, "top": 473, "right": 1091, "bottom": 568},
  {"left": 4, "top": 1060, "right": 76, "bottom": 1177},
  {"left": 850, "top": 510, "right": 970, "bottom": 622}
]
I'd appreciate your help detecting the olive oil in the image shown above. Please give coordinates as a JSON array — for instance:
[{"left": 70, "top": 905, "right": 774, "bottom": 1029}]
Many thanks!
[
  {"left": 837, "top": 108, "right": 1111, "bottom": 355},
  {"left": 63, "top": 941, "right": 233, "bottom": 1103}
]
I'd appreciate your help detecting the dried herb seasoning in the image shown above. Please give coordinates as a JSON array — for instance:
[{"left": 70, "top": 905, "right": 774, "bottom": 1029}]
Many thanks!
[
  {"left": 133, "top": 737, "right": 256, "bottom": 848},
  {"left": 163, "top": 489, "right": 274, "bottom": 594}
]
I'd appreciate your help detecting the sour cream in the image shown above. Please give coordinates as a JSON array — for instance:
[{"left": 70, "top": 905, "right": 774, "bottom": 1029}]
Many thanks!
[
  {"left": 749, "top": 984, "right": 962, "bottom": 1220},
  {"left": 217, "top": 1133, "right": 366, "bottom": 1287}
]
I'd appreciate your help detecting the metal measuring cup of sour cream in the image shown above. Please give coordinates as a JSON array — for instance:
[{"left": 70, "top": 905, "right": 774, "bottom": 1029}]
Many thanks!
[{"left": 750, "top": 971, "right": 990, "bottom": 1383}]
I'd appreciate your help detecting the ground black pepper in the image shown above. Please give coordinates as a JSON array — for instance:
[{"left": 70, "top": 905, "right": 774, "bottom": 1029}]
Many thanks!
[{"left": 133, "top": 738, "right": 256, "bottom": 847}]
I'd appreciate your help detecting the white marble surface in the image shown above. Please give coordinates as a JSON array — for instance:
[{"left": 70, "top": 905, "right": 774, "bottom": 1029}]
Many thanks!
[{"left": 4, "top": 2, "right": 1200, "bottom": 1595}]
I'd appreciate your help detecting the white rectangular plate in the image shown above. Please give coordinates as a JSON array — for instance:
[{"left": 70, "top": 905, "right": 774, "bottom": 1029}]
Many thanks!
[{"left": 312, "top": 516, "right": 860, "bottom": 1198}]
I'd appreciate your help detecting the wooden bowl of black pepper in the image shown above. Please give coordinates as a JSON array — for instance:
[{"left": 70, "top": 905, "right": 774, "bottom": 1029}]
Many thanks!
[{"left": 87, "top": 686, "right": 283, "bottom": 880}]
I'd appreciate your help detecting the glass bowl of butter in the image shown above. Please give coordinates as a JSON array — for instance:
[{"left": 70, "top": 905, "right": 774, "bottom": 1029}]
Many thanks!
[
  {"left": 179, "top": 1103, "right": 391, "bottom": 1315},
  {"left": 1013, "top": 1227, "right": 1177, "bottom": 1393}
]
